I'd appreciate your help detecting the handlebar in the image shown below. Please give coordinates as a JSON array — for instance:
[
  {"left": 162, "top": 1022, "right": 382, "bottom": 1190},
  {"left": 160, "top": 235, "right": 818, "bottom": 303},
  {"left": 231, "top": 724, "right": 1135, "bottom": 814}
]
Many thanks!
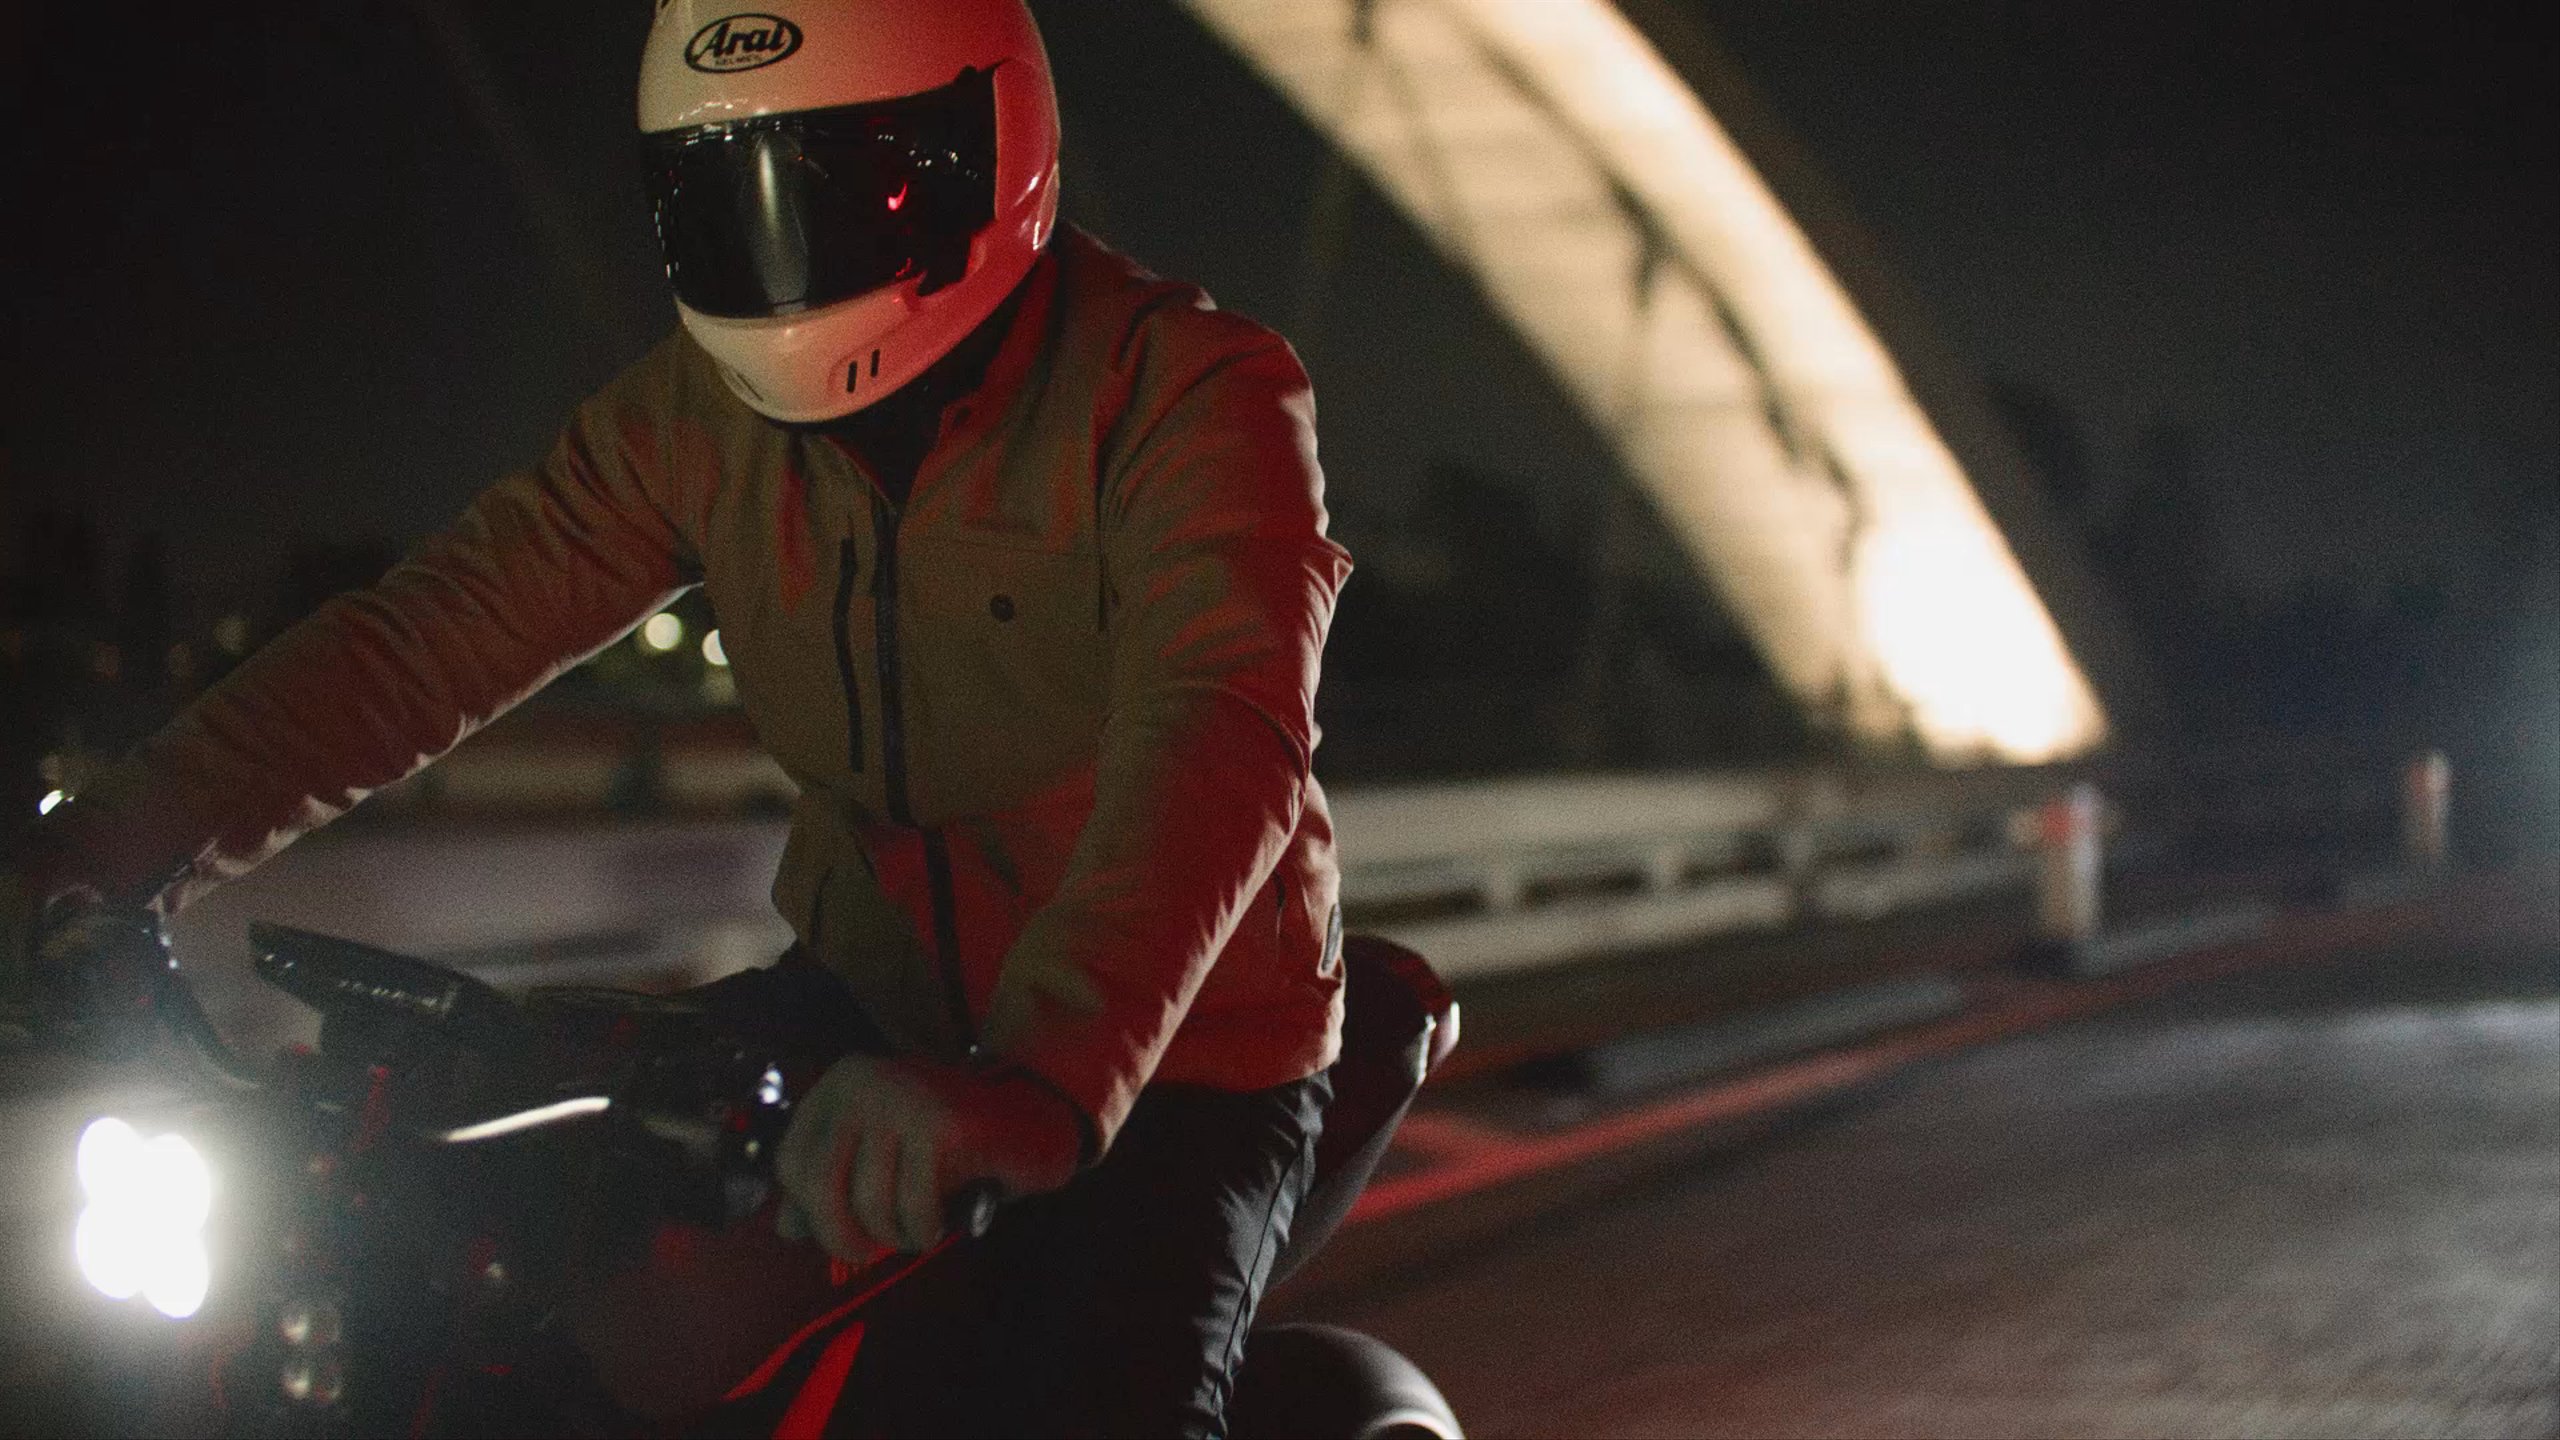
[
  {"left": 426, "top": 1099, "right": 1005, "bottom": 1242},
  {"left": 55, "top": 907, "right": 1012, "bottom": 1246}
]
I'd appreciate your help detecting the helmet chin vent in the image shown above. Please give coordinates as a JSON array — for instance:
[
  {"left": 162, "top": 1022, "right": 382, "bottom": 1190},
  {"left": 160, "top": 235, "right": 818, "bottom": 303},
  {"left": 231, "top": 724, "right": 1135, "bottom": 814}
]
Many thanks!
[{"left": 846, "top": 349, "right": 882, "bottom": 394}]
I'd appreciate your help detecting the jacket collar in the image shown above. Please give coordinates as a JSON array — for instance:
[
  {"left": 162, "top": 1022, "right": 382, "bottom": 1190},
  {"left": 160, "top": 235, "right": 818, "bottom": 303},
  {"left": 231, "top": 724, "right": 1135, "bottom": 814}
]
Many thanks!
[
  {"left": 933, "top": 235, "right": 1066, "bottom": 459},
  {"left": 808, "top": 237, "right": 1067, "bottom": 506}
]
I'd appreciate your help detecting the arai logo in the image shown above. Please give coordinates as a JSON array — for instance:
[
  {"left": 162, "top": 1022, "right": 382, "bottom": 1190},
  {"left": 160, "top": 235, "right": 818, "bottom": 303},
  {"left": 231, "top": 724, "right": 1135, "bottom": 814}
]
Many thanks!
[{"left": 685, "top": 14, "right": 803, "bottom": 73}]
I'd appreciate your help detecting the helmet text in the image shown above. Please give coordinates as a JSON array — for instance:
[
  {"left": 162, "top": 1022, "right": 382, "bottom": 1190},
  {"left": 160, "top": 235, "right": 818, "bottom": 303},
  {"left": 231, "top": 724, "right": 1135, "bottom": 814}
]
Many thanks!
[{"left": 685, "top": 14, "right": 804, "bottom": 74}]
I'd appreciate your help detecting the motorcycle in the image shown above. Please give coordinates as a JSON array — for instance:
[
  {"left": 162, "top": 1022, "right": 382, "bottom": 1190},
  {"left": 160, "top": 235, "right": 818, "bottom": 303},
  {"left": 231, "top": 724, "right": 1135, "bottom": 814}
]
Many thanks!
[{"left": 26, "top": 908, "right": 1465, "bottom": 1438}]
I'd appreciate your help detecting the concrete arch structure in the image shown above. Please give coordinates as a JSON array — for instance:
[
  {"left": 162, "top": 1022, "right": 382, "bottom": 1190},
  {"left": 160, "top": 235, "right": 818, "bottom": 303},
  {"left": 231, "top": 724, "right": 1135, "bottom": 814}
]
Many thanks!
[{"left": 1175, "top": 0, "right": 2121, "bottom": 763}]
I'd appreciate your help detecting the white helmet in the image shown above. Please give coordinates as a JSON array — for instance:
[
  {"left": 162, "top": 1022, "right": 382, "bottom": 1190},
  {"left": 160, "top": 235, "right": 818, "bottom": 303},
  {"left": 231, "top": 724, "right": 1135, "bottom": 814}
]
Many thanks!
[{"left": 638, "top": 1, "right": 1061, "bottom": 423}]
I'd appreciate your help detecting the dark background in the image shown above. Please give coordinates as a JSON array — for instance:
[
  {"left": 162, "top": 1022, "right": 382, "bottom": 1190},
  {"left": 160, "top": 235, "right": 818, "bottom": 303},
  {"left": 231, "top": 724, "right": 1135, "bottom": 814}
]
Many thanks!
[{"left": 6, "top": 1, "right": 2555, "bottom": 789}]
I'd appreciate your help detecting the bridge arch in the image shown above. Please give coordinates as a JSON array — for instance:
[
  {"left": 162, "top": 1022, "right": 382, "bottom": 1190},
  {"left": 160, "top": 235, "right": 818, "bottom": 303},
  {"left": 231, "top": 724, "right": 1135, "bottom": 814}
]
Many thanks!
[{"left": 1175, "top": 0, "right": 2110, "bottom": 763}]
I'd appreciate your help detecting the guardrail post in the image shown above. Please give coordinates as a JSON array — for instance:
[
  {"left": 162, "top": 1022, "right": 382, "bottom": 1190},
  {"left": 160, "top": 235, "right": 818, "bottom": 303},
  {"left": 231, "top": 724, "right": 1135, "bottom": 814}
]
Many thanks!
[
  {"left": 2402, "top": 749, "right": 2451, "bottom": 871},
  {"left": 2035, "top": 782, "right": 2103, "bottom": 946}
]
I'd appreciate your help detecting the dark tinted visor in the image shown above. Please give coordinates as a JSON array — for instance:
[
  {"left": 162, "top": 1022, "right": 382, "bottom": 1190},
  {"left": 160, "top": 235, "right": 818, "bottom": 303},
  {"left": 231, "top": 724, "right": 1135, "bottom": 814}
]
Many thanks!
[{"left": 643, "top": 67, "right": 997, "bottom": 319}]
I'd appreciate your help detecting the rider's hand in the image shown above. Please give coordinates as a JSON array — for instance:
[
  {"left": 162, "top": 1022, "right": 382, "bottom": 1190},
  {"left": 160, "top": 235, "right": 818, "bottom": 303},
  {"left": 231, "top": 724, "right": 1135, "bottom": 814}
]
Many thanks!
[{"left": 774, "top": 1053, "right": 1082, "bottom": 1261}]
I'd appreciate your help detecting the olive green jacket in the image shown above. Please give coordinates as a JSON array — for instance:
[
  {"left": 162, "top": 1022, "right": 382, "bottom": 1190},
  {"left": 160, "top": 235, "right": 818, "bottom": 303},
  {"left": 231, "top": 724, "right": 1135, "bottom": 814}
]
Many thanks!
[{"left": 52, "top": 228, "right": 1354, "bottom": 1151}]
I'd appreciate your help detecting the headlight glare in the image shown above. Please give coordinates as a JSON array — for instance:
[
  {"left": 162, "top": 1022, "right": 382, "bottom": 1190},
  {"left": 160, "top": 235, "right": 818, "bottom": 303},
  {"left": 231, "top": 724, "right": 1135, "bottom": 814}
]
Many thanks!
[
  {"left": 72, "top": 1116, "right": 216, "bottom": 1321},
  {"left": 73, "top": 1208, "right": 146, "bottom": 1301},
  {"left": 143, "top": 1133, "right": 214, "bottom": 1231},
  {"left": 143, "top": 1237, "right": 212, "bottom": 1320},
  {"left": 76, "top": 1116, "right": 144, "bottom": 1199}
]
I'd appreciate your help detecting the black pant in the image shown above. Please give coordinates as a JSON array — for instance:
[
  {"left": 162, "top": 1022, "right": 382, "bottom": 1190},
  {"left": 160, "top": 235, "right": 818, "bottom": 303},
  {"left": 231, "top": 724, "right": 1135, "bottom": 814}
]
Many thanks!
[
  {"left": 832, "top": 1071, "right": 1329, "bottom": 1438},
  {"left": 693, "top": 959, "right": 1327, "bottom": 1437}
]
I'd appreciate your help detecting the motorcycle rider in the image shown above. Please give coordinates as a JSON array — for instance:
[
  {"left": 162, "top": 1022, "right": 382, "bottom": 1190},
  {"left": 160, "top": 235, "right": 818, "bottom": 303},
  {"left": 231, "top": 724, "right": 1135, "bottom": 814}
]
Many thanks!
[{"left": 5, "top": 1, "right": 1353, "bottom": 1433}]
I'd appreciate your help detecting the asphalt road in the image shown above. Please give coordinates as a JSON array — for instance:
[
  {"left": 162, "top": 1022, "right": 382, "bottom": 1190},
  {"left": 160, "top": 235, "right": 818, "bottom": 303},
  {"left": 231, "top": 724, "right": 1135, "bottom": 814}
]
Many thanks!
[{"left": 1297, "top": 881, "right": 2559, "bottom": 1439}]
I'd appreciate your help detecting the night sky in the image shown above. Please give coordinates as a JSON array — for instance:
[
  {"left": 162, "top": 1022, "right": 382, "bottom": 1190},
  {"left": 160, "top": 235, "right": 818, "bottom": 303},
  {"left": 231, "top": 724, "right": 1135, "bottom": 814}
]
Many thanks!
[
  {"left": 1693, "top": 0, "right": 2558, "bottom": 598},
  {"left": 10, "top": 1, "right": 2554, "bottom": 623}
]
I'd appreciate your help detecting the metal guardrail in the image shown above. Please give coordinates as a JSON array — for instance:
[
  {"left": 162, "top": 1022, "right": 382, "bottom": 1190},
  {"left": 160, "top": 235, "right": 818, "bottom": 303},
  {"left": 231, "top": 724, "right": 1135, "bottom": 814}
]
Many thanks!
[
  {"left": 298, "top": 758, "right": 2071, "bottom": 989},
  {"left": 331, "top": 734, "right": 2452, "bottom": 987},
  {"left": 1330, "top": 770, "right": 2064, "bottom": 979}
]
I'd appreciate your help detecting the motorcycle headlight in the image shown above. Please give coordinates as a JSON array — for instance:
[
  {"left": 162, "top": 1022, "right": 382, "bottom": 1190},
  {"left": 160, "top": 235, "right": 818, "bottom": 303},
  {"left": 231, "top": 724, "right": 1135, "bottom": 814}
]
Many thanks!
[{"left": 73, "top": 1116, "right": 215, "bottom": 1320}]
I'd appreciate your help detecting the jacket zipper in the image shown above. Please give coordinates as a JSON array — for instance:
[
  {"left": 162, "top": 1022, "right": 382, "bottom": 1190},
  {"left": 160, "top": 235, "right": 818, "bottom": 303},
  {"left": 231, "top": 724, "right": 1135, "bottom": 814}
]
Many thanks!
[
  {"left": 867, "top": 490, "right": 976, "bottom": 1048},
  {"left": 831, "top": 539, "right": 865, "bottom": 775}
]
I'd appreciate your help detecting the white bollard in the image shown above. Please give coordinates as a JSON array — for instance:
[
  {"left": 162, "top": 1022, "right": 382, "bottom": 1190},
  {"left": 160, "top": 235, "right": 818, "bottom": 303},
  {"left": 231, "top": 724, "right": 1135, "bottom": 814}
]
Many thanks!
[
  {"left": 2402, "top": 750, "right": 2451, "bottom": 871},
  {"left": 2035, "top": 783, "right": 2104, "bottom": 945}
]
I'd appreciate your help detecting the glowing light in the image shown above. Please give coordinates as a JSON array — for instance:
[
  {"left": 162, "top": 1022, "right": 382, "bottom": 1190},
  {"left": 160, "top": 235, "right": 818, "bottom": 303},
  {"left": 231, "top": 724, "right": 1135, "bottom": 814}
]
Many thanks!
[
  {"left": 74, "top": 1209, "right": 145, "bottom": 1301},
  {"left": 1857, "top": 524, "right": 2099, "bottom": 763},
  {"left": 1178, "top": 0, "right": 2108, "bottom": 761},
  {"left": 212, "top": 614, "right": 252, "bottom": 657},
  {"left": 37, "top": 789, "right": 66, "bottom": 816},
  {"left": 430, "top": 1094, "right": 612, "bottom": 1144},
  {"left": 885, "top": 181, "right": 908, "bottom": 212},
  {"left": 144, "top": 1242, "right": 211, "bottom": 1320},
  {"left": 144, "top": 1134, "right": 215, "bottom": 1232},
  {"left": 701, "top": 629, "right": 729, "bottom": 667},
  {"left": 639, "top": 612, "right": 685, "bottom": 653},
  {"left": 76, "top": 1119, "right": 145, "bottom": 1213},
  {"left": 73, "top": 1117, "right": 216, "bottom": 1321}
]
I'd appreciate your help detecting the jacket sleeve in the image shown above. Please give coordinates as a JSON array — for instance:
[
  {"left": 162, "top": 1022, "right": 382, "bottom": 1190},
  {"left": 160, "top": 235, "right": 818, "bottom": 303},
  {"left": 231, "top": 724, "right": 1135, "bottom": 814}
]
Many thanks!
[
  {"left": 44, "top": 339, "right": 702, "bottom": 915},
  {"left": 977, "top": 322, "right": 1351, "bottom": 1154}
]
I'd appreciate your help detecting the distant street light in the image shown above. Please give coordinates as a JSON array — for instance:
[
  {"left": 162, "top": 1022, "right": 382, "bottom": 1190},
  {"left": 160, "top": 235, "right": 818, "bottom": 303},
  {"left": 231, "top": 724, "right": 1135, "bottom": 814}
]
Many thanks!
[
  {"left": 701, "top": 630, "right": 729, "bottom": 667},
  {"left": 39, "top": 789, "right": 67, "bottom": 816},
  {"left": 639, "top": 612, "right": 685, "bottom": 653}
]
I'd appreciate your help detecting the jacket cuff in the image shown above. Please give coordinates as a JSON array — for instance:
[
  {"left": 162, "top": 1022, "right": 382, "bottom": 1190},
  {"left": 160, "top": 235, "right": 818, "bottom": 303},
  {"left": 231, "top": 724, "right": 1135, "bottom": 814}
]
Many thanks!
[
  {"left": 977, "top": 1008, "right": 1153, "bottom": 1163},
  {"left": 979, "top": 1057, "right": 1104, "bottom": 1170}
]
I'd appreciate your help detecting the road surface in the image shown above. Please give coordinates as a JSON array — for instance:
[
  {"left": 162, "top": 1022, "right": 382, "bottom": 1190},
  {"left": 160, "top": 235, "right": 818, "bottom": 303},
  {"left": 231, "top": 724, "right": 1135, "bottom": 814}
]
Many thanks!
[{"left": 1293, "top": 878, "right": 2558, "bottom": 1439}]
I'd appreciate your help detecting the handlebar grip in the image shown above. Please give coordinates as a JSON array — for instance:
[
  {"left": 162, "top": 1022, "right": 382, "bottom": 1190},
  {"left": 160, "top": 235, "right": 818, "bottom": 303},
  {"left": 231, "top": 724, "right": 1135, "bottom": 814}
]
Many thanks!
[{"left": 945, "top": 1180, "right": 1004, "bottom": 1240}]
